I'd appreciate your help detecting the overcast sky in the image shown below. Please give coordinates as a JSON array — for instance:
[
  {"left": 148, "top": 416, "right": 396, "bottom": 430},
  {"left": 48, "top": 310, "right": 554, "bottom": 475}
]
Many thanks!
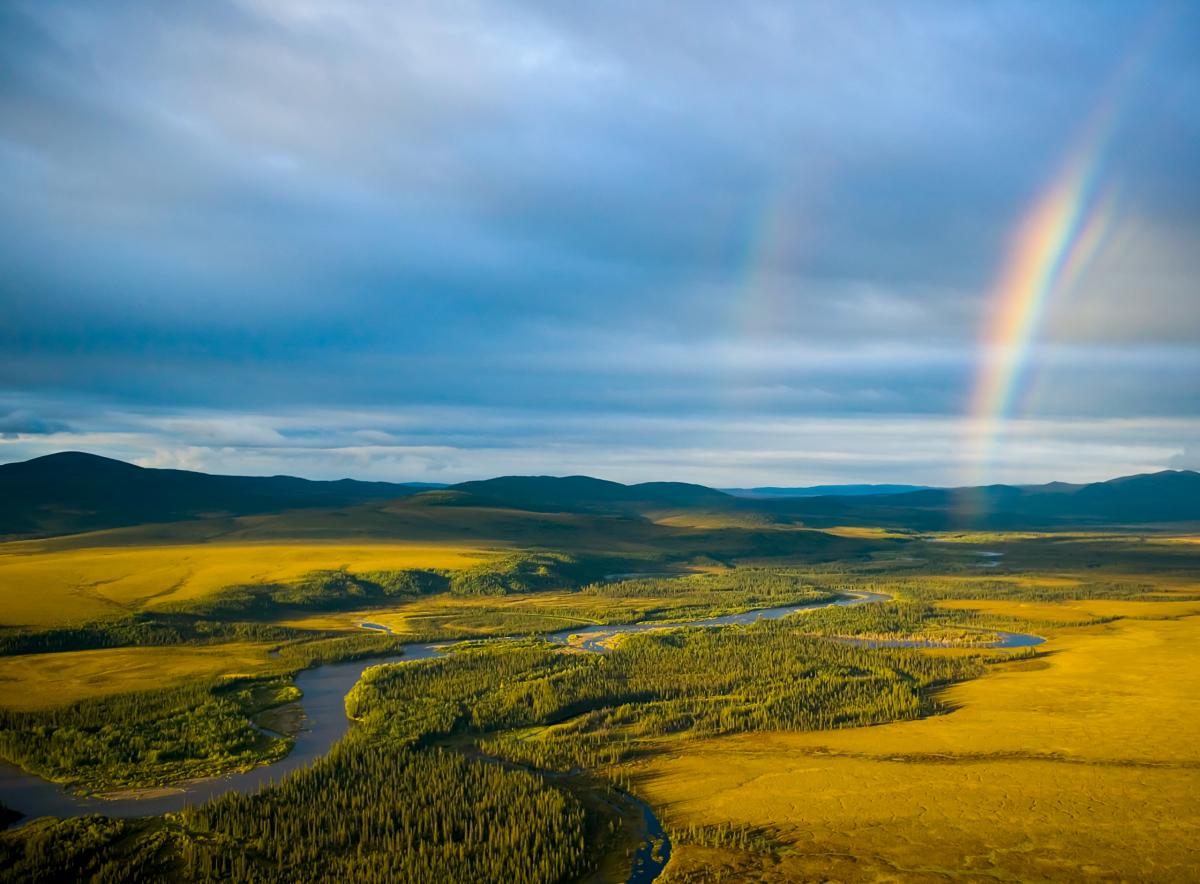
[{"left": 1, "top": 0, "right": 1197, "bottom": 486}]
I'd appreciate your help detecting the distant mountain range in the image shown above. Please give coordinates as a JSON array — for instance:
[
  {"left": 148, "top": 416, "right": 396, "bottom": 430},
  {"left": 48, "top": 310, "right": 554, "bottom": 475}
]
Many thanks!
[
  {"left": 0, "top": 452, "right": 428, "bottom": 538},
  {"left": 1, "top": 451, "right": 1198, "bottom": 539},
  {"left": 439, "top": 475, "right": 732, "bottom": 514},
  {"left": 722, "top": 484, "right": 930, "bottom": 498},
  {"left": 749, "top": 470, "right": 1200, "bottom": 529}
]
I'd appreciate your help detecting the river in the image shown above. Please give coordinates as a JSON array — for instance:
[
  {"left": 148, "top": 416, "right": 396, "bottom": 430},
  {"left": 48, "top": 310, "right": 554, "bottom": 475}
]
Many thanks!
[{"left": 0, "top": 590, "right": 1044, "bottom": 881}]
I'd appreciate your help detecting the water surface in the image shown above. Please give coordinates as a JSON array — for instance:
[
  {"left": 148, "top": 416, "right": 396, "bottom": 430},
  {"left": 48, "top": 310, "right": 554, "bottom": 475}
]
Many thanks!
[{"left": 0, "top": 590, "right": 1040, "bottom": 825}]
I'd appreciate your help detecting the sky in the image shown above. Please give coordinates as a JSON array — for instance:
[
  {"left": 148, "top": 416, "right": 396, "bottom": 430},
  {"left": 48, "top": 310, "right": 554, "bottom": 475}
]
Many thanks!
[{"left": 1, "top": 0, "right": 1198, "bottom": 487}]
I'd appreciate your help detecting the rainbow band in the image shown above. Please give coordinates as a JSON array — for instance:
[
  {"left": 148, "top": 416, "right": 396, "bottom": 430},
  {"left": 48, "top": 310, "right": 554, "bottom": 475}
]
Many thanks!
[
  {"left": 964, "top": 9, "right": 1169, "bottom": 487},
  {"left": 967, "top": 158, "right": 1101, "bottom": 477}
]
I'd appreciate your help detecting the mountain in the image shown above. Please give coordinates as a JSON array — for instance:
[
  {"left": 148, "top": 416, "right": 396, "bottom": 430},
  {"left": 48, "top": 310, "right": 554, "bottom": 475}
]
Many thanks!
[
  {"left": 436, "top": 475, "right": 734, "bottom": 514},
  {"left": 437, "top": 470, "right": 1200, "bottom": 528},
  {"left": 1060, "top": 470, "right": 1200, "bottom": 522},
  {"left": 755, "top": 470, "right": 1200, "bottom": 529},
  {"left": 4, "top": 453, "right": 1196, "bottom": 541},
  {"left": 722, "top": 484, "right": 930, "bottom": 499},
  {"left": 0, "top": 452, "right": 427, "bottom": 539}
]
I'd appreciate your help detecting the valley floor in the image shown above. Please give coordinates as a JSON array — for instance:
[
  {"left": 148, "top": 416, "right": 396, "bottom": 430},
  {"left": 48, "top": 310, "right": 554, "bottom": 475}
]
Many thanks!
[
  {"left": 636, "top": 608, "right": 1200, "bottom": 882},
  {"left": 2, "top": 524, "right": 1199, "bottom": 882}
]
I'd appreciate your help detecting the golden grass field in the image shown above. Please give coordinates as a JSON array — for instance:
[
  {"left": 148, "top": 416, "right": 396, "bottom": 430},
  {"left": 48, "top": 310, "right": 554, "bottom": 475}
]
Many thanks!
[
  {"left": 0, "top": 541, "right": 494, "bottom": 627},
  {"left": 0, "top": 643, "right": 282, "bottom": 710},
  {"left": 279, "top": 590, "right": 730, "bottom": 639},
  {"left": 637, "top": 605, "right": 1200, "bottom": 882},
  {"left": 17, "top": 502, "right": 680, "bottom": 554},
  {"left": 938, "top": 595, "right": 1200, "bottom": 622},
  {"left": 279, "top": 591, "right": 608, "bottom": 635},
  {"left": 1, "top": 515, "right": 1196, "bottom": 881}
]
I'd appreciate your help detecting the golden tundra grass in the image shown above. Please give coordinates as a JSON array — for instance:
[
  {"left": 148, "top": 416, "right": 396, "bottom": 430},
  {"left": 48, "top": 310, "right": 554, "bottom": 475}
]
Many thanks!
[
  {"left": 0, "top": 541, "right": 495, "bottom": 626},
  {"left": 0, "top": 643, "right": 283, "bottom": 710},
  {"left": 279, "top": 591, "right": 602, "bottom": 636},
  {"left": 280, "top": 591, "right": 716, "bottom": 638},
  {"left": 636, "top": 605, "right": 1200, "bottom": 882}
]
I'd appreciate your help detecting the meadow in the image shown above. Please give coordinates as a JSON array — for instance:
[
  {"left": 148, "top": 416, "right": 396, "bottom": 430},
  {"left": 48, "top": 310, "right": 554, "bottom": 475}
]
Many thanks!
[
  {"left": 0, "top": 515, "right": 1196, "bottom": 882},
  {"left": 0, "top": 540, "right": 494, "bottom": 627},
  {"left": 0, "top": 642, "right": 281, "bottom": 710},
  {"left": 636, "top": 604, "right": 1200, "bottom": 882},
  {"left": 281, "top": 569, "right": 840, "bottom": 641},
  {"left": 0, "top": 562, "right": 839, "bottom": 795}
]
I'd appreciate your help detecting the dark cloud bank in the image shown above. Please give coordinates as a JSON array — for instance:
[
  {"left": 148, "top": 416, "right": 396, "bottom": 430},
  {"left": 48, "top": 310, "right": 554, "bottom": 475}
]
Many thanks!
[{"left": 1, "top": 1, "right": 1197, "bottom": 484}]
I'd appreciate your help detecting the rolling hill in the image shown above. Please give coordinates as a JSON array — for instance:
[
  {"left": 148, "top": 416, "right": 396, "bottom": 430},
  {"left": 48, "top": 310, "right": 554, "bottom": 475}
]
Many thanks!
[
  {"left": 0, "top": 452, "right": 426, "bottom": 539},
  {"left": 4, "top": 452, "right": 1198, "bottom": 542},
  {"left": 722, "top": 484, "right": 930, "bottom": 498},
  {"left": 754, "top": 470, "right": 1200, "bottom": 529},
  {"left": 432, "top": 471, "right": 1200, "bottom": 529},
  {"left": 438, "top": 475, "right": 734, "bottom": 514}
]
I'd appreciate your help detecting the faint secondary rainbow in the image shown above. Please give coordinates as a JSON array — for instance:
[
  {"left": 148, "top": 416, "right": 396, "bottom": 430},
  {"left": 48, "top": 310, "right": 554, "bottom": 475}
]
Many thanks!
[
  {"left": 963, "top": 12, "right": 1168, "bottom": 487},
  {"left": 964, "top": 149, "right": 1114, "bottom": 483}
]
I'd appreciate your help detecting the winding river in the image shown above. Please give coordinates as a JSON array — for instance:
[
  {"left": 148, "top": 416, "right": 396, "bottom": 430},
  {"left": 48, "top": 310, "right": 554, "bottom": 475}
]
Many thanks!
[{"left": 0, "top": 591, "right": 1044, "bottom": 881}]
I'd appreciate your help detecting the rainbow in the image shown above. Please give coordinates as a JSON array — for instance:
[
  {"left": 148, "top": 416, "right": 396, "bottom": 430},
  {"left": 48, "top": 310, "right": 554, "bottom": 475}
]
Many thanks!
[
  {"left": 964, "top": 148, "right": 1114, "bottom": 484},
  {"left": 963, "top": 10, "right": 1169, "bottom": 487}
]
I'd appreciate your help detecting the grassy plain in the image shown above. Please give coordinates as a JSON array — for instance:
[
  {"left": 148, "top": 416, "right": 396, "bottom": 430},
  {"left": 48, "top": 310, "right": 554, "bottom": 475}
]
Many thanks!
[
  {"left": 636, "top": 611, "right": 1200, "bottom": 882},
  {"left": 279, "top": 586, "right": 801, "bottom": 640},
  {"left": 937, "top": 595, "right": 1200, "bottom": 622},
  {"left": 2, "top": 513, "right": 1197, "bottom": 881},
  {"left": 281, "top": 592, "right": 613, "bottom": 636},
  {"left": 0, "top": 541, "right": 493, "bottom": 626},
  {"left": 0, "top": 643, "right": 281, "bottom": 710},
  {"left": 0, "top": 492, "right": 893, "bottom": 630}
]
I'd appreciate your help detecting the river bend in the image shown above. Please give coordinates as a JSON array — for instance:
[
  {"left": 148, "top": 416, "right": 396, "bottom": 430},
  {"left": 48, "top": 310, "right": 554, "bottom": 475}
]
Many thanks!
[{"left": 0, "top": 590, "right": 1044, "bottom": 882}]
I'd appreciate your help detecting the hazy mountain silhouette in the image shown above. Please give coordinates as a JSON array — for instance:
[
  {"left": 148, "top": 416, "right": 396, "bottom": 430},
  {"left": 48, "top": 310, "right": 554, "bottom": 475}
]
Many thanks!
[
  {"left": 439, "top": 475, "right": 733, "bottom": 514},
  {"left": 722, "top": 484, "right": 930, "bottom": 498},
  {"left": 3, "top": 452, "right": 1197, "bottom": 539},
  {"left": 0, "top": 452, "right": 426, "bottom": 539},
  {"left": 753, "top": 470, "right": 1200, "bottom": 529}
]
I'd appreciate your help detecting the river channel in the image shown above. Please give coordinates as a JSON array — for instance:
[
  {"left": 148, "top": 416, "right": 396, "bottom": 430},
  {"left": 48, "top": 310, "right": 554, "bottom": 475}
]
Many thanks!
[{"left": 0, "top": 590, "right": 1044, "bottom": 881}]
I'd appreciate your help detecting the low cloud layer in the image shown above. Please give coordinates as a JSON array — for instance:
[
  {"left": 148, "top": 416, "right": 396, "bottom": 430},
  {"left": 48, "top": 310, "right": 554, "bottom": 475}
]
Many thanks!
[{"left": 1, "top": 1, "right": 1197, "bottom": 484}]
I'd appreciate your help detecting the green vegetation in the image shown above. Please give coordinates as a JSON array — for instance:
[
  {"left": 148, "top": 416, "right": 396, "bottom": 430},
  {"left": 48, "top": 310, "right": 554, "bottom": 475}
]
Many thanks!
[
  {"left": 1, "top": 743, "right": 592, "bottom": 883},
  {"left": 0, "top": 596, "right": 987, "bottom": 882},
  {"left": 0, "top": 568, "right": 833, "bottom": 794},
  {"left": 488, "top": 629, "right": 981, "bottom": 770},
  {"left": 0, "top": 616, "right": 312, "bottom": 657},
  {"left": 384, "top": 569, "right": 839, "bottom": 643},
  {"left": 166, "top": 553, "right": 607, "bottom": 619},
  {"left": 793, "top": 600, "right": 1002, "bottom": 644},
  {"left": 179, "top": 743, "right": 588, "bottom": 883},
  {"left": 1, "top": 499, "right": 1197, "bottom": 884},
  {"left": 348, "top": 622, "right": 983, "bottom": 771},
  {"left": 168, "top": 568, "right": 450, "bottom": 616},
  {"left": 0, "top": 679, "right": 293, "bottom": 791},
  {"left": 0, "top": 816, "right": 171, "bottom": 883},
  {"left": 583, "top": 568, "right": 837, "bottom": 615},
  {"left": 0, "top": 632, "right": 402, "bottom": 791}
]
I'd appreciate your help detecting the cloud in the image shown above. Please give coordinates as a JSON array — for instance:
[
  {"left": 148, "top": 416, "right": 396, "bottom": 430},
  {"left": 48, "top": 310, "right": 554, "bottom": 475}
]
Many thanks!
[
  {"left": 1168, "top": 446, "right": 1200, "bottom": 472},
  {"left": 0, "top": 409, "right": 70, "bottom": 439},
  {"left": 1, "top": 400, "right": 1195, "bottom": 487},
  {"left": 0, "top": 1, "right": 1197, "bottom": 483}
]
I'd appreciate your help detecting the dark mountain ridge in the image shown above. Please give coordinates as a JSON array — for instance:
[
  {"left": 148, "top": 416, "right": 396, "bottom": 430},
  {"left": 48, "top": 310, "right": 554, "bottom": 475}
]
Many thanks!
[
  {"left": 2, "top": 452, "right": 1197, "bottom": 539},
  {"left": 439, "top": 470, "right": 1200, "bottom": 528},
  {"left": 723, "top": 484, "right": 930, "bottom": 498},
  {"left": 441, "top": 475, "right": 732, "bottom": 514},
  {"left": 0, "top": 452, "right": 426, "bottom": 539},
  {"left": 755, "top": 469, "right": 1200, "bottom": 529}
]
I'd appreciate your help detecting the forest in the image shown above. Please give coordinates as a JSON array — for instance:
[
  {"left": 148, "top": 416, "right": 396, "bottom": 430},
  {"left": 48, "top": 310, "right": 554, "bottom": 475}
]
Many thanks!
[
  {"left": 0, "top": 632, "right": 403, "bottom": 790},
  {"left": 2, "top": 532, "right": 1196, "bottom": 883},
  {"left": 1, "top": 601, "right": 996, "bottom": 881},
  {"left": 0, "top": 570, "right": 835, "bottom": 798}
]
